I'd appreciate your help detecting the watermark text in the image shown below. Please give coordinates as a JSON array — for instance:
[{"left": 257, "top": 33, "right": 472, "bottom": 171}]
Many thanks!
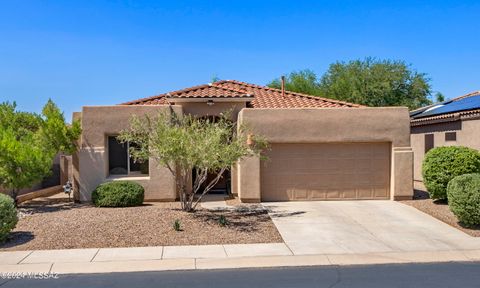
[{"left": 1, "top": 272, "right": 59, "bottom": 280}]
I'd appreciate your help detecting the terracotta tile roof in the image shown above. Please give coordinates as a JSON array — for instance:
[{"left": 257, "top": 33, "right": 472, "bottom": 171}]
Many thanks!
[
  {"left": 165, "top": 84, "right": 253, "bottom": 99},
  {"left": 214, "top": 80, "right": 362, "bottom": 108},
  {"left": 121, "top": 80, "right": 362, "bottom": 108},
  {"left": 121, "top": 83, "right": 252, "bottom": 105}
]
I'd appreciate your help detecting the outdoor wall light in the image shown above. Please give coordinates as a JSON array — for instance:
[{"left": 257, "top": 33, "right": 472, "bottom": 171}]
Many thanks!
[{"left": 206, "top": 99, "right": 215, "bottom": 106}]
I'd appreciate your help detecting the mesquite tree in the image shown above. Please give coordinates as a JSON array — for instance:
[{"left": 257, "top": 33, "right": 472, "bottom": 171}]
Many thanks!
[{"left": 118, "top": 111, "right": 267, "bottom": 212}]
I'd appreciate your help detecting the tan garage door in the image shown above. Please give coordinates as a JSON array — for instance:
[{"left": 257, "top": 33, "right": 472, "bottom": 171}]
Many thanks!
[{"left": 261, "top": 143, "right": 390, "bottom": 201}]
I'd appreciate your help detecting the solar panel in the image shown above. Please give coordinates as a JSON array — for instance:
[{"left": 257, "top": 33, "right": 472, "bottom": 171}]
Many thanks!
[{"left": 413, "top": 95, "right": 480, "bottom": 118}]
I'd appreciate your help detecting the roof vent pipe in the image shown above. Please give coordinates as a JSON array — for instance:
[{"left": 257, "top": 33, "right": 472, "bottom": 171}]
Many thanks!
[{"left": 281, "top": 75, "right": 286, "bottom": 98}]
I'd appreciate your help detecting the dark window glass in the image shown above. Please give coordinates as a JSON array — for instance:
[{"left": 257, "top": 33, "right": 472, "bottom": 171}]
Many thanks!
[
  {"left": 445, "top": 132, "right": 457, "bottom": 141},
  {"left": 425, "top": 134, "right": 434, "bottom": 153},
  {"left": 129, "top": 142, "right": 149, "bottom": 174},
  {"left": 108, "top": 136, "right": 128, "bottom": 175}
]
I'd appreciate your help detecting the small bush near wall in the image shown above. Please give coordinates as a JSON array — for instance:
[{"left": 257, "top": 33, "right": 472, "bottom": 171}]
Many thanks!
[
  {"left": 92, "top": 181, "right": 144, "bottom": 207},
  {"left": 447, "top": 174, "right": 480, "bottom": 227},
  {"left": 422, "top": 146, "right": 480, "bottom": 200},
  {"left": 0, "top": 194, "right": 18, "bottom": 243}
]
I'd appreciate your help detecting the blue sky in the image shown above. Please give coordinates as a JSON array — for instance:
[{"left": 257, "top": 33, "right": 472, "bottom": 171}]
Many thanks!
[{"left": 1, "top": 1, "right": 479, "bottom": 119}]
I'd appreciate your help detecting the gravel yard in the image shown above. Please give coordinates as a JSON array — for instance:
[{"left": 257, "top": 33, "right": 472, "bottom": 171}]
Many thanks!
[
  {"left": 0, "top": 196, "right": 283, "bottom": 251},
  {"left": 401, "top": 189, "right": 480, "bottom": 237}
]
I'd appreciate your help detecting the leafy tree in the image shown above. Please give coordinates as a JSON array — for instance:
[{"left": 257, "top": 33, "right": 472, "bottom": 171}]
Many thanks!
[
  {"left": 119, "top": 112, "right": 267, "bottom": 212},
  {"left": 0, "top": 100, "right": 81, "bottom": 204},
  {"left": 268, "top": 69, "right": 321, "bottom": 96},
  {"left": 268, "top": 58, "right": 433, "bottom": 109}
]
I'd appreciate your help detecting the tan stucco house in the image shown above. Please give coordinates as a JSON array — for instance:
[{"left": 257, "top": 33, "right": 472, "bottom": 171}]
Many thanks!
[
  {"left": 73, "top": 80, "right": 413, "bottom": 203},
  {"left": 411, "top": 90, "right": 480, "bottom": 186}
]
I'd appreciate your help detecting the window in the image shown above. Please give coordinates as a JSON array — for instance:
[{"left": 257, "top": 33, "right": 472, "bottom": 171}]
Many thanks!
[
  {"left": 425, "top": 134, "right": 434, "bottom": 153},
  {"left": 108, "top": 136, "right": 148, "bottom": 176},
  {"left": 445, "top": 132, "right": 457, "bottom": 142}
]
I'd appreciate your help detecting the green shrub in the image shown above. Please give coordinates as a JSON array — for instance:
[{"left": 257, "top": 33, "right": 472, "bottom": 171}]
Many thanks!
[
  {"left": 422, "top": 146, "right": 480, "bottom": 200},
  {"left": 0, "top": 194, "right": 18, "bottom": 243},
  {"left": 447, "top": 174, "right": 480, "bottom": 227},
  {"left": 92, "top": 181, "right": 144, "bottom": 207}
]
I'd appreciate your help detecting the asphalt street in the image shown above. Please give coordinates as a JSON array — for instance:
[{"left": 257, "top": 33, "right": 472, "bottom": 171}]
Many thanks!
[{"left": 1, "top": 262, "right": 480, "bottom": 288}]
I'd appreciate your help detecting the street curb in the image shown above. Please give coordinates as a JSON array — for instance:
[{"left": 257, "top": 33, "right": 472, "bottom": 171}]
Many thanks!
[{"left": 1, "top": 249, "right": 480, "bottom": 274}]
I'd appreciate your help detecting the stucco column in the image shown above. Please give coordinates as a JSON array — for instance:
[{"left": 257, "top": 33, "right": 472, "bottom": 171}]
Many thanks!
[
  {"left": 72, "top": 151, "right": 80, "bottom": 202},
  {"left": 71, "top": 112, "right": 82, "bottom": 202},
  {"left": 391, "top": 147, "right": 414, "bottom": 200},
  {"left": 78, "top": 147, "right": 106, "bottom": 202},
  {"left": 237, "top": 155, "right": 261, "bottom": 203}
]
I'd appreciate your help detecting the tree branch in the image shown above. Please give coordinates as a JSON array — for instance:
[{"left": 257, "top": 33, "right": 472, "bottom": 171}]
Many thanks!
[{"left": 192, "top": 168, "right": 227, "bottom": 210}]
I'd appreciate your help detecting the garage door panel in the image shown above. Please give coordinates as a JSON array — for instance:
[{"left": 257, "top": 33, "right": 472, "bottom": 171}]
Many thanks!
[
  {"left": 374, "top": 188, "right": 389, "bottom": 198},
  {"left": 310, "top": 190, "right": 327, "bottom": 199},
  {"left": 355, "top": 188, "right": 373, "bottom": 199},
  {"left": 261, "top": 143, "right": 390, "bottom": 201},
  {"left": 342, "top": 189, "right": 357, "bottom": 199}
]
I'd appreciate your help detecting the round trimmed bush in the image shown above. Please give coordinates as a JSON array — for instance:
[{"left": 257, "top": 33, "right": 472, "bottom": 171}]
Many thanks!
[
  {"left": 0, "top": 194, "right": 18, "bottom": 243},
  {"left": 447, "top": 173, "right": 480, "bottom": 227},
  {"left": 92, "top": 181, "right": 144, "bottom": 207},
  {"left": 422, "top": 146, "right": 480, "bottom": 200}
]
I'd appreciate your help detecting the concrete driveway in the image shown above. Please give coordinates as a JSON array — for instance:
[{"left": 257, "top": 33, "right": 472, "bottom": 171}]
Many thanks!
[{"left": 263, "top": 201, "right": 480, "bottom": 255}]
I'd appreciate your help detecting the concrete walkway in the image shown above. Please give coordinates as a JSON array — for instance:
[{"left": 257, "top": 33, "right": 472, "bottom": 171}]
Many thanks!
[
  {"left": 264, "top": 201, "right": 480, "bottom": 255},
  {"left": 200, "top": 194, "right": 230, "bottom": 210},
  {"left": 1, "top": 245, "right": 480, "bottom": 274}
]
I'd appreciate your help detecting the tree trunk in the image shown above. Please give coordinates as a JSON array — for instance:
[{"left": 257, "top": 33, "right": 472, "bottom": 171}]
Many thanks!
[{"left": 10, "top": 188, "right": 19, "bottom": 207}]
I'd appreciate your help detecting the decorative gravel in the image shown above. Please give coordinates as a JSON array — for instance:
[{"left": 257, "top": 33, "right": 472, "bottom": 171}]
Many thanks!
[
  {"left": 401, "top": 190, "right": 480, "bottom": 237},
  {"left": 0, "top": 197, "right": 283, "bottom": 251}
]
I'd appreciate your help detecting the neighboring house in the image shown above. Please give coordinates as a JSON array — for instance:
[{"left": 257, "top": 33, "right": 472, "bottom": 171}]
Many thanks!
[
  {"left": 73, "top": 80, "right": 413, "bottom": 203},
  {"left": 410, "top": 90, "right": 480, "bottom": 185}
]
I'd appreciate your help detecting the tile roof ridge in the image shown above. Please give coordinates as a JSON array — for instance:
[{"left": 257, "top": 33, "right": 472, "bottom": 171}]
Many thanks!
[
  {"left": 218, "top": 79, "right": 363, "bottom": 107},
  {"left": 120, "top": 82, "right": 251, "bottom": 104},
  {"left": 209, "top": 81, "right": 250, "bottom": 96},
  {"left": 120, "top": 92, "right": 166, "bottom": 105}
]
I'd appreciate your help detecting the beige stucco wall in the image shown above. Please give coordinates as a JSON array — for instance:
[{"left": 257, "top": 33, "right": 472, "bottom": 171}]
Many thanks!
[
  {"left": 236, "top": 107, "right": 413, "bottom": 202},
  {"left": 76, "top": 105, "right": 182, "bottom": 202},
  {"left": 411, "top": 118, "right": 480, "bottom": 182}
]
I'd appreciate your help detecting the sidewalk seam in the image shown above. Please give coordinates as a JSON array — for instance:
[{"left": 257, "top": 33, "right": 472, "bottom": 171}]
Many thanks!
[
  {"left": 221, "top": 245, "right": 228, "bottom": 258},
  {"left": 48, "top": 263, "right": 53, "bottom": 273},
  {"left": 17, "top": 251, "right": 34, "bottom": 264},
  {"left": 89, "top": 249, "right": 100, "bottom": 262},
  {"left": 282, "top": 242, "right": 295, "bottom": 256},
  {"left": 325, "top": 254, "right": 334, "bottom": 265}
]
